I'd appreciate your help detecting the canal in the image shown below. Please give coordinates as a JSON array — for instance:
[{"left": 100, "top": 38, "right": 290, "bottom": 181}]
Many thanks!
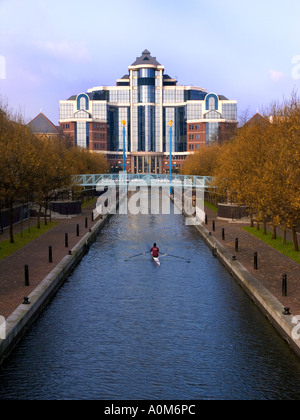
[{"left": 1, "top": 204, "right": 300, "bottom": 400}]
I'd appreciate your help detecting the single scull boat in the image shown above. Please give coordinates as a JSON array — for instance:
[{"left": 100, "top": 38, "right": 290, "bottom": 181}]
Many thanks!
[{"left": 152, "top": 255, "right": 161, "bottom": 266}]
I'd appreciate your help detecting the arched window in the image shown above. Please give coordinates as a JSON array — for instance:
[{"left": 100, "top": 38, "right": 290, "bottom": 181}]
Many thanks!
[
  {"left": 77, "top": 94, "right": 89, "bottom": 111},
  {"left": 209, "top": 97, "right": 216, "bottom": 110},
  {"left": 80, "top": 97, "right": 87, "bottom": 110},
  {"left": 205, "top": 93, "right": 219, "bottom": 111}
]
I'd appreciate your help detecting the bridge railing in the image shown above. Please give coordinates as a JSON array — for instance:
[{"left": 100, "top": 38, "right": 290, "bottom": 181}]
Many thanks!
[{"left": 72, "top": 174, "right": 214, "bottom": 189}]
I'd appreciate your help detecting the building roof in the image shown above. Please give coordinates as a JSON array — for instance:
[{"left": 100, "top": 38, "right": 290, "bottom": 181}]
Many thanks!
[
  {"left": 246, "top": 113, "right": 270, "bottom": 127},
  {"left": 131, "top": 49, "right": 162, "bottom": 67},
  {"left": 218, "top": 95, "right": 229, "bottom": 100},
  {"left": 28, "top": 113, "right": 60, "bottom": 135}
]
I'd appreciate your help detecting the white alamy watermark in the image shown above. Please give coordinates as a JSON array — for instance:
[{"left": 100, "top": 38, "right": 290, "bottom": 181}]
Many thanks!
[
  {"left": 0, "top": 316, "right": 6, "bottom": 340},
  {"left": 292, "top": 316, "right": 300, "bottom": 340},
  {"left": 292, "top": 55, "right": 300, "bottom": 80},
  {"left": 92, "top": 175, "right": 205, "bottom": 226},
  {"left": 0, "top": 55, "right": 6, "bottom": 80}
]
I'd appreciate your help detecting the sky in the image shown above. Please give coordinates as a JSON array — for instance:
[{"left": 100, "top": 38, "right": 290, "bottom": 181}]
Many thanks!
[{"left": 0, "top": 0, "right": 300, "bottom": 124}]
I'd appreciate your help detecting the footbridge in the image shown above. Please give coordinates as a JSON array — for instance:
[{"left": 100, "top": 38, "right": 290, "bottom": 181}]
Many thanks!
[{"left": 72, "top": 174, "right": 213, "bottom": 190}]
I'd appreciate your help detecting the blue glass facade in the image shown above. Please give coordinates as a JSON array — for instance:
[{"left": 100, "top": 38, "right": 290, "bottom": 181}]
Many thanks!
[{"left": 59, "top": 50, "right": 237, "bottom": 172}]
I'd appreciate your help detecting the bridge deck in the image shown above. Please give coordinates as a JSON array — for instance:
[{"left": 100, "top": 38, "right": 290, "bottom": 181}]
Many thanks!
[{"left": 72, "top": 174, "right": 213, "bottom": 189}]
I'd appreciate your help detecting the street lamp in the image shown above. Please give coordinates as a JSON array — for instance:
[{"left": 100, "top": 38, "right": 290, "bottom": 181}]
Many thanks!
[
  {"left": 168, "top": 120, "right": 173, "bottom": 195},
  {"left": 122, "top": 120, "right": 126, "bottom": 174}
]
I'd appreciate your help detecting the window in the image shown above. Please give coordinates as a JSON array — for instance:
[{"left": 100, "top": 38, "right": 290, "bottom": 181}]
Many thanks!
[
  {"left": 187, "top": 103, "right": 202, "bottom": 120},
  {"left": 77, "top": 94, "right": 89, "bottom": 111},
  {"left": 205, "top": 93, "right": 219, "bottom": 111},
  {"left": 60, "top": 102, "right": 74, "bottom": 119},
  {"left": 138, "top": 78, "right": 155, "bottom": 86},
  {"left": 109, "top": 90, "right": 130, "bottom": 104},
  {"left": 163, "top": 89, "right": 184, "bottom": 103},
  {"left": 77, "top": 121, "right": 88, "bottom": 148},
  {"left": 138, "top": 106, "right": 145, "bottom": 151},
  {"left": 139, "top": 69, "right": 155, "bottom": 78},
  {"left": 222, "top": 103, "right": 237, "bottom": 120},
  {"left": 205, "top": 110, "right": 222, "bottom": 119},
  {"left": 93, "top": 103, "right": 107, "bottom": 120},
  {"left": 209, "top": 97, "right": 216, "bottom": 111},
  {"left": 74, "top": 110, "right": 90, "bottom": 119},
  {"left": 138, "top": 86, "right": 155, "bottom": 103},
  {"left": 80, "top": 97, "right": 86, "bottom": 110},
  {"left": 206, "top": 122, "right": 220, "bottom": 145}
]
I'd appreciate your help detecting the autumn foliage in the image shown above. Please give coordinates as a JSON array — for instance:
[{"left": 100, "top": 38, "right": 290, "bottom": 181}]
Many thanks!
[
  {"left": 0, "top": 107, "right": 108, "bottom": 243},
  {"left": 181, "top": 96, "right": 300, "bottom": 251}
]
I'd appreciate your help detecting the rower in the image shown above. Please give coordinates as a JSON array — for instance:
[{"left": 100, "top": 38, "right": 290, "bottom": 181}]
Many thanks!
[{"left": 151, "top": 243, "right": 159, "bottom": 258}]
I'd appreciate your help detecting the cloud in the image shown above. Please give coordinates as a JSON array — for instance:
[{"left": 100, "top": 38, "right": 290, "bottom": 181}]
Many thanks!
[
  {"left": 35, "top": 40, "right": 91, "bottom": 62},
  {"left": 269, "top": 70, "right": 285, "bottom": 82}
]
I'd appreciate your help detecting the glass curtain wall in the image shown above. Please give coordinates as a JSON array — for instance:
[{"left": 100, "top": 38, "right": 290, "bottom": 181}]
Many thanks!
[
  {"left": 138, "top": 69, "right": 155, "bottom": 103},
  {"left": 108, "top": 106, "right": 119, "bottom": 151},
  {"left": 163, "top": 106, "right": 186, "bottom": 153}
]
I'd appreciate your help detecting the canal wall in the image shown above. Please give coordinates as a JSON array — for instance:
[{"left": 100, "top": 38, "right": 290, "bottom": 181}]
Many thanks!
[
  {"left": 173, "top": 196, "right": 300, "bottom": 358},
  {"left": 0, "top": 213, "right": 111, "bottom": 364}
]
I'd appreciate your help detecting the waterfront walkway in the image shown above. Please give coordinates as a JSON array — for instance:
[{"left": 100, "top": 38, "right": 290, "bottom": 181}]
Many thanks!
[
  {"left": 0, "top": 203, "right": 99, "bottom": 318},
  {"left": 204, "top": 207, "right": 300, "bottom": 316},
  {"left": 0, "top": 204, "right": 299, "bottom": 320}
]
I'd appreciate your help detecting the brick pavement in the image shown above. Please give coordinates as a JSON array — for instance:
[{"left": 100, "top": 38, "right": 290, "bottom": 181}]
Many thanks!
[
  {"left": 204, "top": 207, "right": 300, "bottom": 316},
  {"left": 0, "top": 204, "right": 99, "bottom": 318}
]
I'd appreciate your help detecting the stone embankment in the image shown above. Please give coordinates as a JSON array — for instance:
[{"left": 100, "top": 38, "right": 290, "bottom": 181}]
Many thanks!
[{"left": 0, "top": 202, "right": 110, "bottom": 364}]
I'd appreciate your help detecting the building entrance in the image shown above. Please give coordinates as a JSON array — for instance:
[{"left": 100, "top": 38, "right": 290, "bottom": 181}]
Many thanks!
[{"left": 131, "top": 153, "right": 163, "bottom": 174}]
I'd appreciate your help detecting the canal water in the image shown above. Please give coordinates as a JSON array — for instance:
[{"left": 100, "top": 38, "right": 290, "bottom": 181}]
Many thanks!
[{"left": 1, "top": 204, "right": 300, "bottom": 400}]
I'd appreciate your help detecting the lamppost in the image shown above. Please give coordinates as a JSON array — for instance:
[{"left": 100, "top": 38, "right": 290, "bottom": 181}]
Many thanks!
[
  {"left": 169, "top": 120, "right": 173, "bottom": 195},
  {"left": 122, "top": 120, "right": 127, "bottom": 174}
]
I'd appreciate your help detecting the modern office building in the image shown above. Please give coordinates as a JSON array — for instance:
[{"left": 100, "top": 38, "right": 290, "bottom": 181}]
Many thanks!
[{"left": 59, "top": 50, "right": 237, "bottom": 173}]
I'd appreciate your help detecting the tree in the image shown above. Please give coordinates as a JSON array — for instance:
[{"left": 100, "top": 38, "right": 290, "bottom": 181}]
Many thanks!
[
  {"left": 214, "top": 95, "right": 300, "bottom": 251},
  {"left": 34, "top": 137, "right": 73, "bottom": 226},
  {"left": 67, "top": 147, "right": 109, "bottom": 175},
  {"left": 181, "top": 143, "right": 223, "bottom": 176},
  {"left": 0, "top": 99, "right": 110, "bottom": 240},
  {"left": 269, "top": 97, "right": 300, "bottom": 250},
  {"left": 0, "top": 114, "right": 41, "bottom": 242}
]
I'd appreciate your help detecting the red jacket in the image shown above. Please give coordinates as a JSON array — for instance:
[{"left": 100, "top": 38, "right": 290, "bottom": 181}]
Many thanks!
[{"left": 151, "top": 247, "right": 159, "bottom": 257}]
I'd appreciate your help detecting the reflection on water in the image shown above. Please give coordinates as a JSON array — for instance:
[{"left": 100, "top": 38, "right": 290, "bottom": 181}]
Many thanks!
[{"left": 1, "top": 209, "right": 300, "bottom": 400}]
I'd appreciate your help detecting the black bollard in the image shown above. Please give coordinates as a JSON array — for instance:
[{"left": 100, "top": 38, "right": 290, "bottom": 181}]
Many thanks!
[
  {"left": 65, "top": 233, "right": 69, "bottom": 248},
  {"left": 254, "top": 252, "right": 258, "bottom": 270},
  {"left": 205, "top": 215, "right": 208, "bottom": 225},
  {"left": 91, "top": 211, "right": 94, "bottom": 222},
  {"left": 49, "top": 246, "right": 53, "bottom": 263},
  {"left": 23, "top": 297, "right": 30, "bottom": 305},
  {"left": 235, "top": 238, "right": 239, "bottom": 252},
  {"left": 85, "top": 217, "right": 88, "bottom": 229},
  {"left": 282, "top": 274, "right": 287, "bottom": 297},
  {"left": 76, "top": 224, "right": 80, "bottom": 237},
  {"left": 222, "top": 228, "right": 225, "bottom": 241},
  {"left": 212, "top": 221, "right": 215, "bottom": 232},
  {"left": 24, "top": 265, "right": 29, "bottom": 287}
]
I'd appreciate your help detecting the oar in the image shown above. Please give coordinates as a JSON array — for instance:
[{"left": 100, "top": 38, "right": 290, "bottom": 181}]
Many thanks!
[
  {"left": 161, "top": 252, "right": 191, "bottom": 262},
  {"left": 124, "top": 251, "right": 150, "bottom": 261}
]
